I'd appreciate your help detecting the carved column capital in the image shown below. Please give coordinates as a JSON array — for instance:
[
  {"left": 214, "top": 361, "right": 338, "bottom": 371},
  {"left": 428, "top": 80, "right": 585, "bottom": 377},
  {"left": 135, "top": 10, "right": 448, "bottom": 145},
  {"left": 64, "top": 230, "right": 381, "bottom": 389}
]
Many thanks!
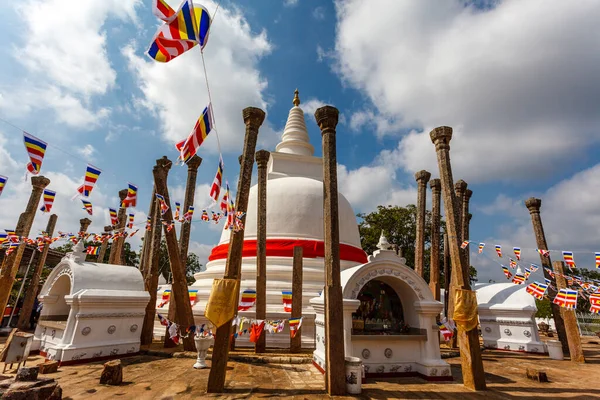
[
  {"left": 429, "top": 178, "right": 441, "bottom": 192},
  {"left": 429, "top": 126, "right": 453, "bottom": 151},
  {"left": 255, "top": 150, "right": 270, "bottom": 169},
  {"left": 465, "top": 189, "right": 473, "bottom": 201},
  {"left": 315, "top": 106, "right": 339, "bottom": 132},
  {"left": 104, "top": 225, "right": 113, "bottom": 233},
  {"left": 243, "top": 107, "right": 266, "bottom": 129},
  {"left": 525, "top": 197, "right": 542, "bottom": 213},
  {"left": 186, "top": 155, "right": 202, "bottom": 171},
  {"left": 79, "top": 218, "right": 92, "bottom": 232},
  {"left": 454, "top": 179, "right": 468, "bottom": 195},
  {"left": 415, "top": 170, "right": 431, "bottom": 185},
  {"left": 31, "top": 176, "right": 51, "bottom": 190},
  {"left": 118, "top": 189, "right": 128, "bottom": 202}
]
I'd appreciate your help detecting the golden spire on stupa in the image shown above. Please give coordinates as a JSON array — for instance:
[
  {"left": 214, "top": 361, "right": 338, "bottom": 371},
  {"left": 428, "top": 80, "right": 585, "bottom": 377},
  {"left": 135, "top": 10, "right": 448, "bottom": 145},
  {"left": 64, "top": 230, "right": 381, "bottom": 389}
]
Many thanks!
[{"left": 293, "top": 88, "right": 300, "bottom": 106}]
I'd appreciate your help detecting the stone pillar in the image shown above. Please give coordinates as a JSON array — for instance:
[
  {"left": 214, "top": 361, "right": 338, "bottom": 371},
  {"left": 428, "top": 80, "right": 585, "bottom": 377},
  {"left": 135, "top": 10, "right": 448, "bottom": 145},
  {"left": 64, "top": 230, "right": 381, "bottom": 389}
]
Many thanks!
[
  {"left": 139, "top": 188, "right": 157, "bottom": 278},
  {"left": 16, "top": 214, "right": 58, "bottom": 331},
  {"left": 430, "top": 126, "right": 486, "bottom": 391},
  {"left": 108, "top": 189, "right": 128, "bottom": 265},
  {"left": 152, "top": 156, "right": 196, "bottom": 351},
  {"left": 255, "top": 149, "right": 270, "bottom": 354},
  {"left": 443, "top": 231, "right": 450, "bottom": 318},
  {"left": 414, "top": 170, "right": 431, "bottom": 278},
  {"left": 97, "top": 226, "right": 112, "bottom": 264},
  {"left": 0, "top": 176, "right": 50, "bottom": 317},
  {"left": 79, "top": 218, "right": 92, "bottom": 234},
  {"left": 207, "top": 107, "right": 265, "bottom": 393},
  {"left": 315, "top": 105, "right": 345, "bottom": 396},
  {"left": 454, "top": 180, "right": 467, "bottom": 243},
  {"left": 290, "top": 246, "right": 303, "bottom": 353},
  {"left": 525, "top": 198, "right": 570, "bottom": 355},
  {"left": 448, "top": 179, "right": 468, "bottom": 331},
  {"left": 552, "top": 261, "right": 585, "bottom": 363},
  {"left": 463, "top": 190, "right": 473, "bottom": 268},
  {"left": 429, "top": 179, "right": 441, "bottom": 301},
  {"left": 141, "top": 186, "right": 163, "bottom": 346}
]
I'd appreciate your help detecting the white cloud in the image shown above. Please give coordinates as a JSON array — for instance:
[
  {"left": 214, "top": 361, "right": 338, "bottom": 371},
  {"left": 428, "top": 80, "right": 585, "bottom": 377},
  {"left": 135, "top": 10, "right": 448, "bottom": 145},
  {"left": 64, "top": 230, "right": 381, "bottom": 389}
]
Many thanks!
[
  {"left": 301, "top": 98, "right": 326, "bottom": 116},
  {"left": 283, "top": 0, "right": 299, "bottom": 7},
  {"left": 348, "top": 109, "right": 399, "bottom": 138},
  {"left": 124, "top": 1, "right": 273, "bottom": 155},
  {"left": 312, "top": 7, "right": 326, "bottom": 20},
  {"left": 333, "top": 0, "right": 600, "bottom": 183},
  {"left": 76, "top": 144, "right": 96, "bottom": 161},
  {"left": 189, "top": 241, "right": 214, "bottom": 270}
]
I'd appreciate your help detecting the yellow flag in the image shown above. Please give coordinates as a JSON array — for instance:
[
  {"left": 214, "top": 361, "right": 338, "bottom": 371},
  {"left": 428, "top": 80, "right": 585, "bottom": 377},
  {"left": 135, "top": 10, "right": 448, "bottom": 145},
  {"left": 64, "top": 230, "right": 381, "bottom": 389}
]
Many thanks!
[
  {"left": 205, "top": 278, "right": 239, "bottom": 328},
  {"left": 453, "top": 289, "right": 479, "bottom": 332}
]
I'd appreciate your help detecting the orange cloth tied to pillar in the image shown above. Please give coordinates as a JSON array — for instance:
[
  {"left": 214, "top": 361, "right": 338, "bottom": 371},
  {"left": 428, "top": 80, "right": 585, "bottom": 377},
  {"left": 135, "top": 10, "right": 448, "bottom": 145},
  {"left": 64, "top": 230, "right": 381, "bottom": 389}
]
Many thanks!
[
  {"left": 205, "top": 278, "right": 240, "bottom": 328},
  {"left": 453, "top": 289, "right": 479, "bottom": 331}
]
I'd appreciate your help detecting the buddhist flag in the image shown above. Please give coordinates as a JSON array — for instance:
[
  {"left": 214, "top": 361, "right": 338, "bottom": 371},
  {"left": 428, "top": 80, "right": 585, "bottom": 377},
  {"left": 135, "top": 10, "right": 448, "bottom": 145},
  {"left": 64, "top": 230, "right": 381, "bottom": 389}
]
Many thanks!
[
  {"left": 201, "top": 209, "right": 209, "bottom": 221},
  {"left": 589, "top": 293, "right": 600, "bottom": 314},
  {"left": 282, "top": 291, "right": 292, "bottom": 312},
  {"left": 512, "top": 273, "right": 525, "bottom": 285},
  {"left": 495, "top": 245, "right": 502, "bottom": 258},
  {"left": 289, "top": 317, "right": 303, "bottom": 339},
  {"left": 75, "top": 164, "right": 102, "bottom": 198},
  {"left": 478, "top": 243, "right": 485, "bottom": 253},
  {"left": 189, "top": 289, "right": 198, "bottom": 305},
  {"left": 595, "top": 252, "right": 600, "bottom": 269},
  {"left": 209, "top": 155, "right": 224, "bottom": 202},
  {"left": 174, "top": 202, "right": 181, "bottom": 220},
  {"left": 159, "top": 289, "right": 171, "bottom": 308},
  {"left": 220, "top": 181, "right": 229, "bottom": 216},
  {"left": 122, "top": 183, "right": 138, "bottom": 208},
  {"left": 530, "top": 263, "right": 540, "bottom": 272},
  {"left": 526, "top": 282, "right": 548, "bottom": 300},
  {"left": 109, "top": 208, "right": 118, "bottom": 225},
  {"left": 184, "top": 206, "right": 194, "bottom": 222},
  {"left": 513, "top": 247, "right": 521, "bottom": 260},
  {"left": 553, "top": 288, "right": 577, "bottom": 309},
  {"left": 127, "top": 213, "right": 134, "bottom": 229},
  {"left": 502, "top": 266, "right": 512, "bottom": 279},
  {"left": 82, "top": 199, "right": 93, "bottom": 215},
  {"left": 176, "top": 104, "right": 214, "bottom": 164},
  {"left": 562, "top": 251, "right": 575, "bottom": 269},
  {"left": 0, "top": 175, "right": 7, "bottom": 197},
  {"left": 39, "top": 189, "right": 56, "bottom": 213},
  {"left": 460, "top": 241, "right": 469, "bottom": 249},
  {"left": 23, "top": 132, "right": 47, "bottom": 175},
  {"left": 155, "top": 193, "right": 169, "bottom": 215},
  {"left": 544, "top": 267, "right": 555, "bottom": 278},
  {"left": 146, "top": 216, "right": 152, "bottom": 231},
  {"left": 147, "top": 0, "right": 211, "bottom": 63},
  {"left": 537, "top": 248, "right": 550, "bottom": 257},
  {"left": 238, "top": 289, "right": 257, "bottom": 311},
  {"left": 524, "top": 268, "right": 531, "bottom": 280},
  {"left": 86, "top": 246, "right": 99, "bottom": 255},
  {"left": 0, "top": 233, "right": 7, "bottom": 246},
  {"left": 509, "top": 259, "right": 517, "bottom": 269}
]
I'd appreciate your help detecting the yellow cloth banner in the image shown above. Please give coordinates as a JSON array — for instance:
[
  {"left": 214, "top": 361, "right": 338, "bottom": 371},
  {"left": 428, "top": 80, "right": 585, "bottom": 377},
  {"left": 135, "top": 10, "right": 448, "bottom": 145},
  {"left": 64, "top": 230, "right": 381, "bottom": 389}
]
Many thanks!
[
  {"left": 205, "top": 278, "right": 239, "bottom": 328},
  {"left": 453, "top": 289, "right": 479, "bottom": 331}
]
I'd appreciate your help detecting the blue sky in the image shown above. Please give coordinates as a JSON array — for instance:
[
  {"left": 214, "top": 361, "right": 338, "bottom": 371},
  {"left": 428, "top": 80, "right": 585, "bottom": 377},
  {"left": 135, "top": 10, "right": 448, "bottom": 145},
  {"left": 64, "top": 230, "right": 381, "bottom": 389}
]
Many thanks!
[{"left": 0, "top": 0, "right": 599, "bottom": 284}]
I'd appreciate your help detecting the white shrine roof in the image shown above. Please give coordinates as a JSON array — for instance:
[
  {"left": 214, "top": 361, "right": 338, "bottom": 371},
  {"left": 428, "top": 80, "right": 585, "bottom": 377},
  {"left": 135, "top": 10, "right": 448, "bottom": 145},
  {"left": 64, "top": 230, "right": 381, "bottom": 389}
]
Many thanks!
[{"left": 475, "top": 282, "right": 536, "bottom": 311}]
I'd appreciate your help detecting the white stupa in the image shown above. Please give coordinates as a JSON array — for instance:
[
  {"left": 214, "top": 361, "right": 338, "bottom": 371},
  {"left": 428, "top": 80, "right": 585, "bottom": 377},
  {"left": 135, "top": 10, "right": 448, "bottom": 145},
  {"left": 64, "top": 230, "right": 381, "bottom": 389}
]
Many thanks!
[{"left": 162, "top": 90, "right": 368, "bottom": 347}]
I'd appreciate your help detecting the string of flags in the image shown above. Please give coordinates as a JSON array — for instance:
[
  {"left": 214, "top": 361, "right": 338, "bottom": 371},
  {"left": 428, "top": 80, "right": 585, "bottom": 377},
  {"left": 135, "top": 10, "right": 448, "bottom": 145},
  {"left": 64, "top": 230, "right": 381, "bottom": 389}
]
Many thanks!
[
  {"left": 157, "top": 313, "right": 213, "bottom": 345},
  {"left": 231, "top": 316, "right": 304, "bottom": 340}
]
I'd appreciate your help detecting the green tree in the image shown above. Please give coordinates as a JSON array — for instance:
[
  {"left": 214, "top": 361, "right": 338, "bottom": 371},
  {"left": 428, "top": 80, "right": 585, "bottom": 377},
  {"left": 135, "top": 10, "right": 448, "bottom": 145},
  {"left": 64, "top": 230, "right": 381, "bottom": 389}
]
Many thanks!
[
  {"left": 157, "top": 239, "right": 203, "bottom": 284},
  {"left": 535, "top": 298, "right": 553, "bottom": 319}
]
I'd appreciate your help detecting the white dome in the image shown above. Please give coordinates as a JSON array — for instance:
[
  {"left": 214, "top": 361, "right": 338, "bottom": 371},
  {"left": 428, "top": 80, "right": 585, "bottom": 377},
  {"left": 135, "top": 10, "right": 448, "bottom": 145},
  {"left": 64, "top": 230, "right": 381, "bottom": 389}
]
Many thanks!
[{"left": 217, "top": 176, "right": 361, "bottom": 247}]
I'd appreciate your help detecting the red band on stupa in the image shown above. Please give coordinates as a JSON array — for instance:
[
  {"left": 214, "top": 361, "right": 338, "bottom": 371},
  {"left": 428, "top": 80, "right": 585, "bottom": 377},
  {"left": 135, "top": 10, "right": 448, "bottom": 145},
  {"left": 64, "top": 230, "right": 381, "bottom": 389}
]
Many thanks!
[{"left": 208, "top": 238, "right": 368, "bottom": 264}]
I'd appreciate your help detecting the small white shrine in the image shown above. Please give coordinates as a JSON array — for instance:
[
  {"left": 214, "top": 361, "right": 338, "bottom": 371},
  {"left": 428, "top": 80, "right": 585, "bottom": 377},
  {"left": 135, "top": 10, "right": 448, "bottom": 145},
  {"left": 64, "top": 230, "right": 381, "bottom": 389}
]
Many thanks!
[
  {"left": 476, "top": 282, "right": 545, "bottom": 353},
  {"left": 311, "top": 234, "right": 451, "bottom": 380},
  {"left": 32, "top": 241, "right": 150, "bottom": 365}
]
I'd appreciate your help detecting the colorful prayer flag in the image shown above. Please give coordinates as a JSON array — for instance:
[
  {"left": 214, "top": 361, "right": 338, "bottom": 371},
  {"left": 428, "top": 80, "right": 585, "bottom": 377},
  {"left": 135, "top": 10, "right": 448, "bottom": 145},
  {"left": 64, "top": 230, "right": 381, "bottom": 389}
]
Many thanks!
[
  {"left": 121, "top": 183, "right": 138, "bottom": 208},
  {"left": 512, "top": 274, "right": 525, "bottom": 285},
  {"left": 146, "top": 216, "right": 152, "bottom": 231},
  {"left": 478, "top": 243, "right": 485, "bottom": 254},
  {"left": 201, "top": 209, "right": 209, "bottom": 221},
  {"left": 495, "top": 245, "right": 502, "bottom": 258},
  {"left": 513, "top": 247, "right": 521, "bottom": 261},
  {"left": 209, "top": 155, "right": 224, "bottom": 202},
  {"left": 595, "top": 252, "right": 600, "bottom": 269},
  {"left": 147, "top": 0, "right": 211, "bottom": 63},
  {"left": 460, "top": 240, "right": 469, "bottom": 249},
  {"left": 23, "top": 132, "right": 47, "bottom": 175},
  {"left": 152, "top": 0, "right": 176, "bottom": 21},
  {"left": 158, "top": 290, "right": 171, "bottom": 308},
  {"left": 590, "top": 293, "right": 600, "bottom": 314},
  {"left": 537, "top": 248, "right": 550, "bottom": 257},
  {"left": 525, "top": 282, "right": 548, "bottom": 300},
  {"left": 509, "top": 259, "right": 517, "bottom": 269},
  {"left": 81, "top": 199, "right": 93, "bottom": 216},
  {"left": 189, "top": 289, "right": 198, "bottom": 305},
  {"left": 553, "top": 288, "right": 577, "bottom": 309},
  {"left": 524, "top": 268, "right": 531, "bottom": 280},
  {"left": 562, "top": 251, "right": 575, "bottom": 269},
  {"left": 530, "top": 264, "right": 540, "bottom": 272},
  {"left": 544, "top": 267, "right": 555, "bottom": 278},
  {"left": 220, "top": 181, "right": 229, "bottom": 216},
  {"left": 156, "top": 193, "right": 169, "bottom": 215},
  {"left": 0, "top": 175, "right": 8, "bottom": 197},
  {"left": 127, "top": 214, "right": 134, "bottom": 229},
  {"left": 289, "top": 317, "right": 303, "bottom": 339},
  {"left": 502, "top": 266, "right": 512, "bottom": 279},
  {"left": 39, "top": 189, "right": 56, "bottom": 213},
  {"left": 176, "top": 104, "right": 214, "bottom": 164},
  {"left": 238, "top": 289, "right": 257, "bottom": 311},
  {"left": 174, "top": 202, "right": 181, "bottom": 220},
  {"left": 86, "top": 246, "right": 99, "bottom": 255},
  {"left": 282, "top": 291, "right": 292, "bottom": 312},
  {"left": 184, "top": 206, "right": 194, "bottom": 222},
  {"left": 76, "top": 164, "right": 102, "bottom": 198},
  {"left": 109, "top": 208, "right": 118, "bottom": 225}
]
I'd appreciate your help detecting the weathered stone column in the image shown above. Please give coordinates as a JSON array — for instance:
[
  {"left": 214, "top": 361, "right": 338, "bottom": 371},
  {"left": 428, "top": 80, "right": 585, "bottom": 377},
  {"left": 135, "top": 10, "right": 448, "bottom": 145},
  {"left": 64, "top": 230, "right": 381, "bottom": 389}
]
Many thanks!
[
  {"left": 255, "top": 149, "right": 270, "bottom": 354},
  {"left": 97, "top": 226, "right": 112, "bottom": 264},
  {"left": 79, "top": 218, "right": 92, "bottom": 234},
  {"left": 152, "top": 156, "right": 195, "bottom": 351},
  {"left": 463, "top": 190, "right": 473, "bottom": 268},
  {"left": 139, "top": 188, "right": 157, "bottom": 278},
  {"left": 449, "top": 179, "right": 468, "bottom": 332},
  {"left": 108, "top": 189, "right": 128, "bottom": 265},
  {"left": 0, "top": 176, "right": 50, "bottom": 316},
  {"left": 415, "top": 170, "right": 431, "bottom": 278},
  {"left": 443, "top": 231, "right": 450, "bottom": 317},
  {"left": 429, "top": 179, "right": 441, "bottom": 301},
  {"left": 525, "top": 198, "right": 570, "bottom": 355},
  {"left": 454, "top": 180, "right": 467, "bottom": 243},
  {"left": 552, "top": 261, "right": 585, "bottom": 362},
  {"left": 290, "top": 246, "right": 303, "bottom": 353},
  {"left": 207, "top": 107, "right": 265, "bottom": 393},
  {"left": 141, "top": 187, "right": 163, "bottom": 346},
  {"left": 16, "top": 214, "right": 58, "bottom": 331},
  {"left": 315, "top": 105, "right": 346, "bottom": 396},
  {"left": 430, "top": 126, "right": 486, "bottom": 391}
]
